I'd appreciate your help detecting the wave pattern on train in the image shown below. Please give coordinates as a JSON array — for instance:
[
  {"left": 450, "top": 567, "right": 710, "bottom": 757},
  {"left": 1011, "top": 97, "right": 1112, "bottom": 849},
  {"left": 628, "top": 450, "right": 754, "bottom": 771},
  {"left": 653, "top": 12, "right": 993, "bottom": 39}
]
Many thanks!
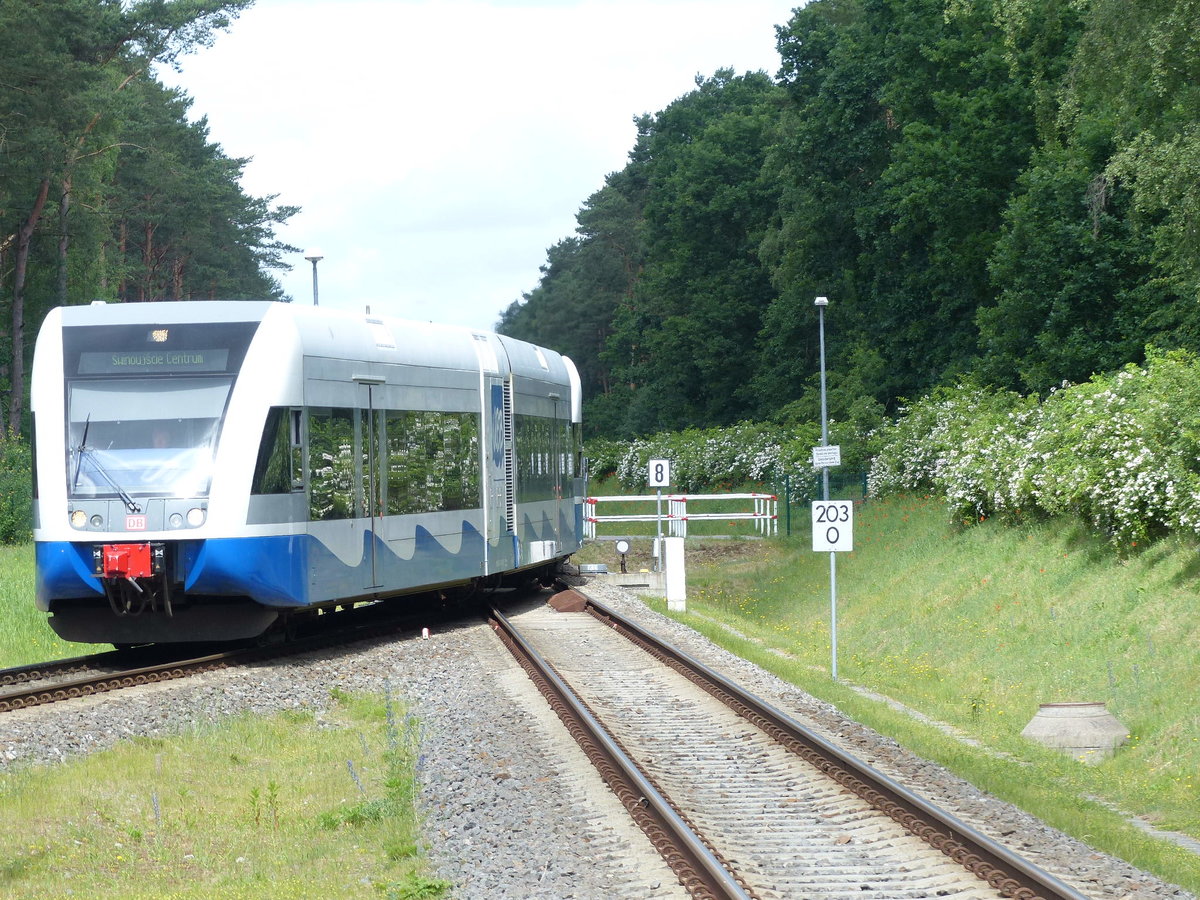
[{"left": 32, "top": 301, "right": 585, "bottom": 645}]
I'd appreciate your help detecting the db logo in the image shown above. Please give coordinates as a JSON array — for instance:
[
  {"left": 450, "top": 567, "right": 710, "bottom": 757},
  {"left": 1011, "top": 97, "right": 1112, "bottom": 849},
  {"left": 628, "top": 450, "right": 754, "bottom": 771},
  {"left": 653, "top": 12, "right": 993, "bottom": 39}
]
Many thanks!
[{"left": 126, "top": 515, "right": 148, "bottom": 531}]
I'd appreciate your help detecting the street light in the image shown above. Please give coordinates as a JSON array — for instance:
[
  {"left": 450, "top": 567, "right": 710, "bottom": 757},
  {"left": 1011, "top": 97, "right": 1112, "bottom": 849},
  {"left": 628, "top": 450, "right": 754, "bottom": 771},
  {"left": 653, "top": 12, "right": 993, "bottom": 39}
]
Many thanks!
[
  {"left": 304, "top": 248, "right": 324, "bottom": 306},
  {"left": 815, "top": 295, "right": 829, "bottom": 501},
  {"left": 814, "top": 295, "right": 837, "bottom": 680}
]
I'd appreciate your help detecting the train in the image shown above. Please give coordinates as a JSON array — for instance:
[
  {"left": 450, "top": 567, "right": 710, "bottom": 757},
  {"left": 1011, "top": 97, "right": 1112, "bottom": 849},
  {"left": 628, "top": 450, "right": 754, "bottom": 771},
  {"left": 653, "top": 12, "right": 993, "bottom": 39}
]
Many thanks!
[{"left": 31, "top": 300, "right": 585, "bottom": 645}]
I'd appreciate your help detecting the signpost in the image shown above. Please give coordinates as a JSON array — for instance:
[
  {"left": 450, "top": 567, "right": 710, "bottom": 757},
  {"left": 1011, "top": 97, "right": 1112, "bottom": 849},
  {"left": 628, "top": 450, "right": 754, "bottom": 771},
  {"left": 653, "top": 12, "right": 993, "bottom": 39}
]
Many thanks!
[
  {"left": 648, "top": 459, "right": 670, "bottom": 571},
  {"left": 811, "top": 444, "right": 841, "bottom": 469},
  {"left": 648, "top": 459, "right": 671, "bottom": 489},
  {"left": 813, "top": 295, "right": 847, "bottom": 680},
  {"left": 811, "top": 501, "right": 853, "bottom": 553}
]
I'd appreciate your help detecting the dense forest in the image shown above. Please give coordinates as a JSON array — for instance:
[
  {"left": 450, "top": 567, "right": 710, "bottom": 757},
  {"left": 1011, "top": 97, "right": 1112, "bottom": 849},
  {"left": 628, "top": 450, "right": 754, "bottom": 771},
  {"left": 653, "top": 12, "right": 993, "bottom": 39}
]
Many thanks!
[
  {"left": 0, "top": 0, "right": 296, "bottom": 440},
  {"left": 498, "top": 0, "right": 1200, "bottom": 440},
  {"left": 6, "top": 0, "right": 1200, "bottom": 451}
]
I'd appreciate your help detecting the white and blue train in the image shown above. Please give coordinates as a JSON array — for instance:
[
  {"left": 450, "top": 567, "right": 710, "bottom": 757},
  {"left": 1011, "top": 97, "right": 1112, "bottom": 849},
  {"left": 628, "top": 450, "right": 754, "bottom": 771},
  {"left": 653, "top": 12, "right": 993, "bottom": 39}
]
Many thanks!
[{"left": 32, "top": 301, "right": 585, "bottom": 645}]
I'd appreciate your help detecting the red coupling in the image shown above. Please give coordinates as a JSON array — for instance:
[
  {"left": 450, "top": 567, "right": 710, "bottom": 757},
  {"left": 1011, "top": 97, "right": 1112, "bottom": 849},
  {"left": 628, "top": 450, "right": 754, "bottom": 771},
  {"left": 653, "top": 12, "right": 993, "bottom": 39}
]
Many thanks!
[{"left": 103, "top": 543, "right": 153, "bottom": 579}]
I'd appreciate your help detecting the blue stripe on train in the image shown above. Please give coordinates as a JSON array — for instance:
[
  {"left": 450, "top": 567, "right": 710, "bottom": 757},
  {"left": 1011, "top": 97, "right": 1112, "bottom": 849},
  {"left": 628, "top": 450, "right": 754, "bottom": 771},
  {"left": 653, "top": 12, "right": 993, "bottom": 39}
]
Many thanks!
[
  {"left": 181, "top": 535, "right": 310, "bottom": 605},
  {"left": 35, "top": 542, "right": 104, "bottom": 609},
  {"left": 36, "top": 521, "right": 493, "bottom": 611}
]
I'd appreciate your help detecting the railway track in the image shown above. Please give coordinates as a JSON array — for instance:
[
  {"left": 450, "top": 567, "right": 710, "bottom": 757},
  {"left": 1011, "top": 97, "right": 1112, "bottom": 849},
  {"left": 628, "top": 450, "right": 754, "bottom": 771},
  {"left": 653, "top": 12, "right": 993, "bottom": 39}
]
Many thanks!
[
  {"left": 490, "top": 590, "right": 1092, "bottom": 900},
  {"left": 0, "top": 649, "right": 131, "bottom": 688},
  {"left": 0, "top": 602, "right": 442, "bottom": 714},
  {"left": 0, "top": 648, "right": 252, "bottom": 713}
]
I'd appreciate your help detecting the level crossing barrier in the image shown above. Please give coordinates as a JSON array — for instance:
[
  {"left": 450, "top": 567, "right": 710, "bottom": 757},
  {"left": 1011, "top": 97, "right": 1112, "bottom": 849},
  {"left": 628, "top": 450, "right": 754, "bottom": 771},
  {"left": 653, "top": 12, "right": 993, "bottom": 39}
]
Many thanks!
[{"left": 584, "top": 493, "right": 777, "bottom": 540}]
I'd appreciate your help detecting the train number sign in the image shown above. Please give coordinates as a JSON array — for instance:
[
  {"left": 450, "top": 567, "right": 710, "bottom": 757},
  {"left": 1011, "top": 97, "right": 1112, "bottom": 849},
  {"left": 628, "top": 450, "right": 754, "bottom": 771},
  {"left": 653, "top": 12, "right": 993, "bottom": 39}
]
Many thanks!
[{"left": 811, "top": 501, "right": 853, "bottom": 552}]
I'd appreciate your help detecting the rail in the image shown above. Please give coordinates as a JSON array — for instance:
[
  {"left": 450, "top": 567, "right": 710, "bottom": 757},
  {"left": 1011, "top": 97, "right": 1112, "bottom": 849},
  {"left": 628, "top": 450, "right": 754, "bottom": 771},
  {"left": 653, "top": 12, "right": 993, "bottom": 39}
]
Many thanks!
[
  {"left": 584, "top": 493, "right": 777, "bottom": 540},
  {"left": 0, "top": 605, "right": 426, "bottom": 714},
  {"left": 489, "top": 603, "right": 752, "bottom": 899},
  {"left": 582, "top": 593, "right": 1090, "bottom": 900}
]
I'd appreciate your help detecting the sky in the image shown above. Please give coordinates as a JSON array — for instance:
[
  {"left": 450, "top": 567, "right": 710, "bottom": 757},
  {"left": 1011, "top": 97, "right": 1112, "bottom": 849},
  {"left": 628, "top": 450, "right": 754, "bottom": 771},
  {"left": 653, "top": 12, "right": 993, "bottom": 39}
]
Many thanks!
[{"left": 158, "top": 0, "right": 794, "bottom": 331}]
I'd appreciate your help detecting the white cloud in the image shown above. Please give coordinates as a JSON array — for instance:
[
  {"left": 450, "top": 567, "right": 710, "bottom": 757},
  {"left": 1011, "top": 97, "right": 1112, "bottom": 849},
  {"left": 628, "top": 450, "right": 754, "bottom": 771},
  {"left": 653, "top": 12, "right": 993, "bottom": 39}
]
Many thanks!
[{"left": 161, "top": 0, "right": 791, "bottom": 329}]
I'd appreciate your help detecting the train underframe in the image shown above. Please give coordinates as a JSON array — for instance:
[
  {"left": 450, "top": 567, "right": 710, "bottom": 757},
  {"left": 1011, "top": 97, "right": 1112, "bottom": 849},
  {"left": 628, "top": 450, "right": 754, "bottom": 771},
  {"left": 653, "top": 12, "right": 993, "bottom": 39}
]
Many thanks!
[{"left": 46, "top": 538, "right": 567, "bottom": 647}]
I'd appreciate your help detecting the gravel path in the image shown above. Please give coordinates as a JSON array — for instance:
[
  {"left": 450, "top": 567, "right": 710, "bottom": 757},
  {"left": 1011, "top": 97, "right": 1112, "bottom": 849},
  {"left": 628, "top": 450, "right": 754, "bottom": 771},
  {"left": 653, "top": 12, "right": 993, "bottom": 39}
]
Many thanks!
[{"left": 1, "top": 581, "right": 1195, "bottom": 899}]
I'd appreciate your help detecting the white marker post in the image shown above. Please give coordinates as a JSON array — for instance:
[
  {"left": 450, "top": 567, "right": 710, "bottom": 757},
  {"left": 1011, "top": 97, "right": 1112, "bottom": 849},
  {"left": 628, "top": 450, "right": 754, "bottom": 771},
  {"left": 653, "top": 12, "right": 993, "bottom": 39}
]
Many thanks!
[{"left": 664, "top": 536, "right": 686, "bottom": 612}]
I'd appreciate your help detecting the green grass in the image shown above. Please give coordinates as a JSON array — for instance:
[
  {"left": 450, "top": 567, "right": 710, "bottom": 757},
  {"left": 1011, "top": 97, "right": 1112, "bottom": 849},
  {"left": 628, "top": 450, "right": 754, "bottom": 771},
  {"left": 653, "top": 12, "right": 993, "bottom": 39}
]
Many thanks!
[
  {"left": 579, "top": 492, "right": 1200, "bottom": 892},
  {"left": 0, "top": 689, "right": 448, "bottom": 899},
  {"left": 0, "top": 544, "right": 108, "bottom": 665}
]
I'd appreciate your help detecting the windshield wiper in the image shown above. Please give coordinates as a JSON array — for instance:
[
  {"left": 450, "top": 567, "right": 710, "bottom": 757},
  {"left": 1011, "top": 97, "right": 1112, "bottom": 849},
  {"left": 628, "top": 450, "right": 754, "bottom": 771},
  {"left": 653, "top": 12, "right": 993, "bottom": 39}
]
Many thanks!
[
  {"left": 73, "top": 415, "right": 142, "bottom": 514},
  {"left": 72, "top": 413, "right": 91, "bottom": 493}
]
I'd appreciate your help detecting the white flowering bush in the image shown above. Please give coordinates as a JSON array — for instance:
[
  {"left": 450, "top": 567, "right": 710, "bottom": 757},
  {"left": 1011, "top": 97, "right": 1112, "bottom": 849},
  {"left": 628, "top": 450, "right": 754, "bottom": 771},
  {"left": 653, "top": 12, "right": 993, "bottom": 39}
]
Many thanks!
[
  {"left": 868, "top": 349, "right": 1200, "bottom": 545},
  {"left": 932, "top": 388, "right": 1040, "bottom": 521},
  {"left": 584, "top": 420, "right": 828, "bottom": 492},
  {"left": 866, "top": 387, "right": 986, "bottom": 499},
  {"left": 1021, "top": 353, "right": 1200, "bottom": 543}
]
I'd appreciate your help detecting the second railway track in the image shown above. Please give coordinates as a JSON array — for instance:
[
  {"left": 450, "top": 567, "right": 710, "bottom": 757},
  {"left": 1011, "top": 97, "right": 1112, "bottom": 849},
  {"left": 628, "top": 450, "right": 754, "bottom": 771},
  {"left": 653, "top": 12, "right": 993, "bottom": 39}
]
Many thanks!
[
  {"left": 492, "top": 589, "right": 1092, "bottom": 900},
  {"left": 0, "top": 601, "right": 451, "bottom": 713}
]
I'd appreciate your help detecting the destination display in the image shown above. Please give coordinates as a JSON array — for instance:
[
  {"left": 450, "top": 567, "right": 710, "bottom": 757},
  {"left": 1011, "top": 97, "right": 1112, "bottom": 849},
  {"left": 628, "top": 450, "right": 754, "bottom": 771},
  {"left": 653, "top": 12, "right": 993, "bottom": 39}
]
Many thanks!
[{"left": 77, "top": 348, "right": 229, "bottom": 375}]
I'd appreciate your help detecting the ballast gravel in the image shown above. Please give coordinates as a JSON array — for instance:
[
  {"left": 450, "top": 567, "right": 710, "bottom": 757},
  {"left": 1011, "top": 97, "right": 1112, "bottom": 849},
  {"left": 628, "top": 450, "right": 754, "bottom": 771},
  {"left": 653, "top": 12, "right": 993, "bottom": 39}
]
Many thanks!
[{"left": 0, "top": 580, "right": 1194, "bottom": 900}]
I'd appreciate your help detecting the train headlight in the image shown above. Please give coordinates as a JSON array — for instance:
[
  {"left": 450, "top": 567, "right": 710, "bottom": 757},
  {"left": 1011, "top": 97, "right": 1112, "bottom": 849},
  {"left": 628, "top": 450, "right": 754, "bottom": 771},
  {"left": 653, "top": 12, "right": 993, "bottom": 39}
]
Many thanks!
[
  {"left": 169, "top": 513, "right": 184, "bottom": 529},
  {"left": 70, "top": 509, "right": 87, "bottom": 529},
  {"left": 90, "top": 514, "right": 104, "bottom": 529},
  {"left": 186, "top": 507, "right": 206, "bottom": 527}
]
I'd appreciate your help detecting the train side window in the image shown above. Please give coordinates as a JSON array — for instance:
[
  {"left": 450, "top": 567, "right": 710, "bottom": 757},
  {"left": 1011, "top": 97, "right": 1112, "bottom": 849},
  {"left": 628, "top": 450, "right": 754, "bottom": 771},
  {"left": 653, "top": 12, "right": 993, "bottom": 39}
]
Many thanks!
[
  {"left": 308, "top": 407, "right": 357, "bottom": 520},
  {"left": 385, "top": 410, "right": 439, "bottom": 515},
  {"left": 384, "top": 410, "right": 481, "bottom": 515},
  {"left": 442, "top": 412, "right": 481, "bottom": 511},
  {"left": 515, "top": 414, "right": 556, "bottom": 502},
  {"left": 251, "top": 407, "right": 293, "bottom": 495},
  {"left": 290, "top": 409, "right": 304, "bottom": 491}
]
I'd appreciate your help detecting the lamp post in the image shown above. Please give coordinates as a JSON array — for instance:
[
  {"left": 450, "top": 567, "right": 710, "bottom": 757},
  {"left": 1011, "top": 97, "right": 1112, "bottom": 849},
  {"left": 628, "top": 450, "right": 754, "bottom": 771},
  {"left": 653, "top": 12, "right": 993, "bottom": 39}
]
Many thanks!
[
  {"left": 815, "top": 295, "right": 837, "bottom": 679},
  {"left": 815, "top": 295, "right": 830, "bottom": 502},
  {"left": 304, "top": 248, "right": 324, "bottom": 306}
]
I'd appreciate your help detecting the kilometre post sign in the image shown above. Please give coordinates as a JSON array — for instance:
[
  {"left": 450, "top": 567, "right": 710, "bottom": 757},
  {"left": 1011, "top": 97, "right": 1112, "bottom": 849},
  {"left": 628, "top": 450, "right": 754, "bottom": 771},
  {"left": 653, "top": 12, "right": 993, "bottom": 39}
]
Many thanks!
[
  {"left": 648, "top": 458, "right": 671, "bottom": 488},
  {"left": 811, "top": 501, "right": 853, "bottom": 552}
]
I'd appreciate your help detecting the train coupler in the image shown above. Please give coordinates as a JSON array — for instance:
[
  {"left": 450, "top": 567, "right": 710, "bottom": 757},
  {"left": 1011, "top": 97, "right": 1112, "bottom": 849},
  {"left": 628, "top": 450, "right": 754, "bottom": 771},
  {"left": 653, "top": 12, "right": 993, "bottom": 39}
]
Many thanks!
[{"left": 93, "top": 543, "right": 165, "bottom": 579}]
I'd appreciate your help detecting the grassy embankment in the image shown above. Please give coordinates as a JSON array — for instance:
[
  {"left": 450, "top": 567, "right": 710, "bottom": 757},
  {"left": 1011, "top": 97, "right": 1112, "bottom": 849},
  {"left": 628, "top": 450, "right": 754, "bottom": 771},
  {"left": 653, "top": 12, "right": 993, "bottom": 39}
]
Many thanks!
[
  {"left": 579, "top": 490, "right": 1200, "bottom": 894},
  {"left": 0, "top": 545, "right": 447, "bottom": 900}
]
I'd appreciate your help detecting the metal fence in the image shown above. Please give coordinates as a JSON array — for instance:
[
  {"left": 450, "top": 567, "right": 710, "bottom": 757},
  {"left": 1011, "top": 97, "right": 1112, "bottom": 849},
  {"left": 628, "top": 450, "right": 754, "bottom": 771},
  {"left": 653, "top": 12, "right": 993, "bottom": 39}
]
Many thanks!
[
  {"left": 583, "top": 472, "right": 868, "bottom": 540},
  {"left": 584, "top": 492, "right": 778, "bottom": 540},
  {"left": 776, "top": 470, "right": 869, "bottom": 536}
]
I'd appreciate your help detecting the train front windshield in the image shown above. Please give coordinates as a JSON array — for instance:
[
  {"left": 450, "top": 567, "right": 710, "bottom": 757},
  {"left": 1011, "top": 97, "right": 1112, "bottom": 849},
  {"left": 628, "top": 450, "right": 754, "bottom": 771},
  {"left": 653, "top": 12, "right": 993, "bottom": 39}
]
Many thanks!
[{"left": 62, "top": 320, "right": 259, "bottom": 501}]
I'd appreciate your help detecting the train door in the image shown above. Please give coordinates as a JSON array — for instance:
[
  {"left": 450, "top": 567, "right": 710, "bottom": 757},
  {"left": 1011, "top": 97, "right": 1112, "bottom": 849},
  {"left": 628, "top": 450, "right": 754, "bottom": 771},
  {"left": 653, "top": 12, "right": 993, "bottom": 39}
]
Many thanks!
[
  {"left": 483, "top": 375, "right": 515, "bottom": 572},
  {"left": 551, "top": 393, "right": 564, "bottom": 504},
  {"left": 553, "top": 393, "right": 569, "bottom": 552},
  {"left": 355, "top": 377, "right": 385, "bottom": 589}
]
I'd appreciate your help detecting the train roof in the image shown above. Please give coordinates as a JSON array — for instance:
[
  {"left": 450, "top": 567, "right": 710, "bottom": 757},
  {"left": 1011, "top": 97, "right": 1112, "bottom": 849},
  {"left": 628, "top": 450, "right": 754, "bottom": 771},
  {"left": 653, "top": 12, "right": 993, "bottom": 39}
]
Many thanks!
[{"left": 51, "top": 300, "right": 576, "bottom": 389}]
